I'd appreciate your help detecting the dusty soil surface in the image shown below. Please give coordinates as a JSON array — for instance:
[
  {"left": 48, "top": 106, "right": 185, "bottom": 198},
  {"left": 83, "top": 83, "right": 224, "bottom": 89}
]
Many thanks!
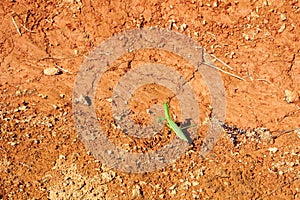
[{"left": 1, "top": 0, "right": 300, "bottom": 199}]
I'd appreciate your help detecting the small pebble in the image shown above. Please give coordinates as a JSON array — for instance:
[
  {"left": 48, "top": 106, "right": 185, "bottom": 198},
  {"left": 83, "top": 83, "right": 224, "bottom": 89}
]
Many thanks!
[
  {"left": 132, "top": 185, "right": 142, "bottom": 199},
  {"left": 107, "top": 150, "right": 113, "bottom": 154},
  {"left": 263, "top": 1, "right": 269, "bottom": 6},
  {"left": 280, "top": 13, "right": 287, "bottom": 21},
  {"left": 278, "top": 171, "right": 284, "bottom": 175},
  {"left": 258, "top": 128, "right": 273, "bottom": 144},
  {"left": 268, "top": 147, "right": 278, "bottom": 153},
  {"left": 18, "top": 105, "right": 27, "bottom": 111},
  {"left": 169, "top": 184, "right": 177, "bottom": 190},
  {"left": 8, "top": 142, "right": 18, "bottom": 146},
  {"left": 243, "top": 33, "right": 250, "bottom": 40},
  {"left": 101, "top": 171, "right": 116, "bottom": 182},
  {"left": 74, "top": 95, "right": 91, "bottom": 106},
  {"left": 192, "top": 181, "right": 199, "bottom": 186},
  {"left": 106, "top": 98, "right": 113, "bottom": 103},
  {"left": 15, "top": 90, "right": 22, "bottom": 96},
  {"left": 43, "top": 68, "right": 60, "bottom": 76},
  {"left": 278, "top": 24, "right": 286, "bottom": 33},
  {"left": 284, "top": 89, "right": 299, "bottom": 103},
  {"left": 180, "top": 23, "right": 188, "bottom": 31}
]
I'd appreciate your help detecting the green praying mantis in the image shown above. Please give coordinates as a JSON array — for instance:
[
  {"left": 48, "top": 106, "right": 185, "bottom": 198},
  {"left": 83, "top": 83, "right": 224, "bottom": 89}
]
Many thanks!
[{"left": 160, "top": 102, "right": 191, "bottom": 142}]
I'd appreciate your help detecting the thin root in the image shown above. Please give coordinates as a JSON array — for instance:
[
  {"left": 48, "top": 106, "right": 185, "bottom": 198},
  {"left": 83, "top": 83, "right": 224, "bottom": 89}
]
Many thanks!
[
  {"left": 19, "top": 23, "right": 35, "bottom": 33},
  {"left": 210, "top": 54, "right": 234, "bottom": 70},
  {"left": 256, "top": 78, "right": 272, "bottom": 84},
  {"left": 12, "top": 15, "right": 22, "bottom": 36},
  {"left": 272, "top": 128, "right": 300, "bottom": 139},
  {"left": 204, "top": 63, "right": 245, "bottom": 81},
  {"left": 55, "top": 64, "right": 74, "bottom": 74}
]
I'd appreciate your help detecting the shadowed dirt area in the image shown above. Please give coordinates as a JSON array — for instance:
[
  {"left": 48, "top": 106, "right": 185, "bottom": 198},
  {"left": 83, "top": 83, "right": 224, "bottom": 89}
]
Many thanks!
[{"left": 0, "top": 0, "right": 300, "bottom": 199}]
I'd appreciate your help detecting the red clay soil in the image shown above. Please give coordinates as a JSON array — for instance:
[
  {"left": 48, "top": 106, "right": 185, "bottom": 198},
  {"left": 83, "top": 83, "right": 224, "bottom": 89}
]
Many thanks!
[{"left": 0, "top": 0, "right": 300, "bottom": 199}]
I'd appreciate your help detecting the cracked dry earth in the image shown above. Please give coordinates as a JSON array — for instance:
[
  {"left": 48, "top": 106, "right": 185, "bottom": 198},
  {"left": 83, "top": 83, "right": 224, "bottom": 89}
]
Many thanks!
[{"left": 1, "top": 0, "right": 300, "bottom": 199}]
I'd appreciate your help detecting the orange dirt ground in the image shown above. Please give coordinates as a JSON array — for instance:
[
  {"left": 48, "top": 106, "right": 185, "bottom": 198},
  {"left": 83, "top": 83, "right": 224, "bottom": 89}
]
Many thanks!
[{"left": 0, "top": 0, "right": 300, "bottom": 199}]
